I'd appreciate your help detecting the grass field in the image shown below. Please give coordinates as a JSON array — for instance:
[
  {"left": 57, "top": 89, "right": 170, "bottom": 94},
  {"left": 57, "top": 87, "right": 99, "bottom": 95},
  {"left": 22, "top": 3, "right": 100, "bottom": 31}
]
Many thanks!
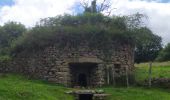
[
  {"left": 0, "top": 74, "right": 74, "bottom": 100},
  {"left": 103, "top": 87, "right": 170, "bottom": 100},
  {"left": 135, "top": 61, "right": 170, "bottom": 82},
  {"left": 0, "top": 73, "right": 169, "bottom": 100}
]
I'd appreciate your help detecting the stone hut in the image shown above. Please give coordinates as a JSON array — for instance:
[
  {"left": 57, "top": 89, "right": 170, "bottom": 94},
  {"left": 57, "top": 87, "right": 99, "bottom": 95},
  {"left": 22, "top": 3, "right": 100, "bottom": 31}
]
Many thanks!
[{"left": 5, "top": 41, "right": 134, "bottom": 87}]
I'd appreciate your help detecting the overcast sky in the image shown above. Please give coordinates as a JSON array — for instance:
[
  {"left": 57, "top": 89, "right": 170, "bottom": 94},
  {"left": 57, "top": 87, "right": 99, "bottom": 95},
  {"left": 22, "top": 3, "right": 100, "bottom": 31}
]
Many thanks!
[{"left": 0, "top": 0, "right": 170, "bottom": 45}]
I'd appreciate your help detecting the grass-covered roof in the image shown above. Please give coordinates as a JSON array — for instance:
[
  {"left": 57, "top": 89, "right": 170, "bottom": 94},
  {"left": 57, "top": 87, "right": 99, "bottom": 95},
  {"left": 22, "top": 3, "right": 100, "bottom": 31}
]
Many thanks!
[{"left": 11, "top": 13, "right": 136, "bottom": 54}]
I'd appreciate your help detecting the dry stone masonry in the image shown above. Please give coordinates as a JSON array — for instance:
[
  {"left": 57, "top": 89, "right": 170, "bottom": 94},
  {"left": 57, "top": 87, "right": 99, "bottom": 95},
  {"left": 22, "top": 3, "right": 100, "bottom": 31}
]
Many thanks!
[{"left": 0, "top": 42, "right": 134, "bottom": 87}]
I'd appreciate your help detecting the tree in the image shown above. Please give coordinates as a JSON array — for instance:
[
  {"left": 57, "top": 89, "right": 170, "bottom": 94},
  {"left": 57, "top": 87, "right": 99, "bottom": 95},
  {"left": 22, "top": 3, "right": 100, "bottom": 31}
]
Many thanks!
[
  {"left": 0, "top": 22, "right": 26, "bottom": 56},
  {"left": 134, "top": 27, "right": 162, "bottom": 63},
  {"left": 81, "top": 0, "right": 112, "bottom": 14},
  {"left": 156, "top": 43, "right": 170, "bottom": 61},
  {"left": 126, "top": 13, "right": 147, "bottom": 29}
]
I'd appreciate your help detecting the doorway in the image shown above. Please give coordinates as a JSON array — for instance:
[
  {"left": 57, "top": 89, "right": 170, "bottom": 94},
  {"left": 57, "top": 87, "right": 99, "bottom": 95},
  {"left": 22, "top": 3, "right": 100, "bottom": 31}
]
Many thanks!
[
  {"left": 69, "top": 62, "right": 98, "bottom": 87},
  {"left": 78, "top": 73, "right": 87, "bottom": 87}
]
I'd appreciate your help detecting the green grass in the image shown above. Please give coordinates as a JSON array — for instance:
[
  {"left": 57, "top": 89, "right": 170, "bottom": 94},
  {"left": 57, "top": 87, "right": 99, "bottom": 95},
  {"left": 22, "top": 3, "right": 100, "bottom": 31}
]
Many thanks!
[
  {"left": 0, "top": 74, "right": 74, "bottom": 100},
  {"left": 135, "top": 61, "right": 170, "bottom": 67},
  {"left": 0, "top": 73, "right": 170, "bottom": 100},
  {"left": 102, "top": 87, "right": 170, "bottom": 100},
  {"left": 135, "top": 61, "right": 170, "bottom": 82}
]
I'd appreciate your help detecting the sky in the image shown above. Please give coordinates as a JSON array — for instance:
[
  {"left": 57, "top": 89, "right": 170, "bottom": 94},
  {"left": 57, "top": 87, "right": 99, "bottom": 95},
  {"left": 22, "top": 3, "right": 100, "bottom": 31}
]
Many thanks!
[{"left": 0, "top": 0, "right": 170, "bottom": 45}]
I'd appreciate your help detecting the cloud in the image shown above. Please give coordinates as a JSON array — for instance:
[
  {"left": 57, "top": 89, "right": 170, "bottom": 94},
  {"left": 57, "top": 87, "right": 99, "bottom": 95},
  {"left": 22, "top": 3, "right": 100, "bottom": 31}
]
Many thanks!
[
  {"left": 0, "top": 0, "right": 76, "bottom": 26},
  {"left": 0, "top": 0, "right": 170, "bottom": 44}
]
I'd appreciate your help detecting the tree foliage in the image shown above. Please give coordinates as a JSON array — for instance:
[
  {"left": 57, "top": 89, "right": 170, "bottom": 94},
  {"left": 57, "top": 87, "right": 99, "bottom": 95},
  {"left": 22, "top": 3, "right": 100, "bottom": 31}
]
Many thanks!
[
  {"left": 134, "top": 27, "right": 162, "bottom": 63},
  {"left": 81, "top": 0, "right": 112, "bottom": 15},
  {"left": 156, "top": 43, "right": 170, "bottom": 62},
  {"left": 0, "top": 22, "right": 26, "bottom": 56}
]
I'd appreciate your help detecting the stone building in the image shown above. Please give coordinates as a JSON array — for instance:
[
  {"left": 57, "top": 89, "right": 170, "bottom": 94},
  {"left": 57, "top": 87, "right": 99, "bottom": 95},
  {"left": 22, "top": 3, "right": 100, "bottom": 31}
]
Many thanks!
[{"left": 0, "top": 41, "right": 134, "bottom": 87}]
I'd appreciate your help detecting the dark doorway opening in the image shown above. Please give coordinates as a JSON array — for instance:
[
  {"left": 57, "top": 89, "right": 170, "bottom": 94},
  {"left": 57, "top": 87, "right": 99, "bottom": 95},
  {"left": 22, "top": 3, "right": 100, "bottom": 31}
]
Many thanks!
[
  {"left": 69, "top": 62, "right": 98, "bottom": 87},
  {"left": 79, "top": 94, "right": 93, "bottom": 100},
  {"left": 78, "top": 73, "right": 87, "bottom": 87}
]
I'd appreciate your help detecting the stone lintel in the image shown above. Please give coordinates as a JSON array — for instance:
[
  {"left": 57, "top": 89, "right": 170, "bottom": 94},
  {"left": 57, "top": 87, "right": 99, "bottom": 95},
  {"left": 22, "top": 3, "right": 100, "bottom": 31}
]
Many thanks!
[{"left": 69, "top": 57, "right": 103, "bottom": 63}]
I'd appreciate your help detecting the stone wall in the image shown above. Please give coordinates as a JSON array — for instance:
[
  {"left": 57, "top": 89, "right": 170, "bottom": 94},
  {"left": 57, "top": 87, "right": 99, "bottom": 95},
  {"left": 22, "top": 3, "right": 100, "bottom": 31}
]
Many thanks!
[{"left": 0, "top": 43, "right": 134, "bottom": 87}]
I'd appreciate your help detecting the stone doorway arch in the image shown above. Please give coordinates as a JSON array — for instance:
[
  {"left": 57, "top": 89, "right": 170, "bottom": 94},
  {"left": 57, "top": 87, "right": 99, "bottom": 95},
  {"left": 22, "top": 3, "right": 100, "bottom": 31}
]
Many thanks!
[{"left": 68, "top": 57, "right": 104, "bottom": 87}]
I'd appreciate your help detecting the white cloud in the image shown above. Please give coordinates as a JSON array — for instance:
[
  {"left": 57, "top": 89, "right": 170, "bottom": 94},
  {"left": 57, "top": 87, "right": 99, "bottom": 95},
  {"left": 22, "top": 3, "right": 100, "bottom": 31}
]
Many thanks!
[
  {"left": 0, "top": 0, "right": 170, "bottom": 44},
  {"left": 0, "top": 0, "right": 76, "bottom": 26}
]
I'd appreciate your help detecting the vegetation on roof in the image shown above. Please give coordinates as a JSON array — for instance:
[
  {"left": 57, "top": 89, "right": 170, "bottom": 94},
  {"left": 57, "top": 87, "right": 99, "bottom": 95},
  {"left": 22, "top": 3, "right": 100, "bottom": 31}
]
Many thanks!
[{"left": 11, "top": 13, "right": 135, "bottom": 53}]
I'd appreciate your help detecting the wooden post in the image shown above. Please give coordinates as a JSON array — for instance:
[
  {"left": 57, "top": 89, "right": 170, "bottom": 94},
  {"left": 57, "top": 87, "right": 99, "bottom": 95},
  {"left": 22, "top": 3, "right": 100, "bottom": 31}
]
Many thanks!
[
  {"left": 126, "top": 66, "right": 129, "bottom": 88},
  {"left": 148, "top": 62, "right": 152, "bottom": 87},
  {"left": 112, "top": 64, "right": 115, "bottom": 86},
  {"left": 107, "top": 66, "right": 110, "bottom": 85}
]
